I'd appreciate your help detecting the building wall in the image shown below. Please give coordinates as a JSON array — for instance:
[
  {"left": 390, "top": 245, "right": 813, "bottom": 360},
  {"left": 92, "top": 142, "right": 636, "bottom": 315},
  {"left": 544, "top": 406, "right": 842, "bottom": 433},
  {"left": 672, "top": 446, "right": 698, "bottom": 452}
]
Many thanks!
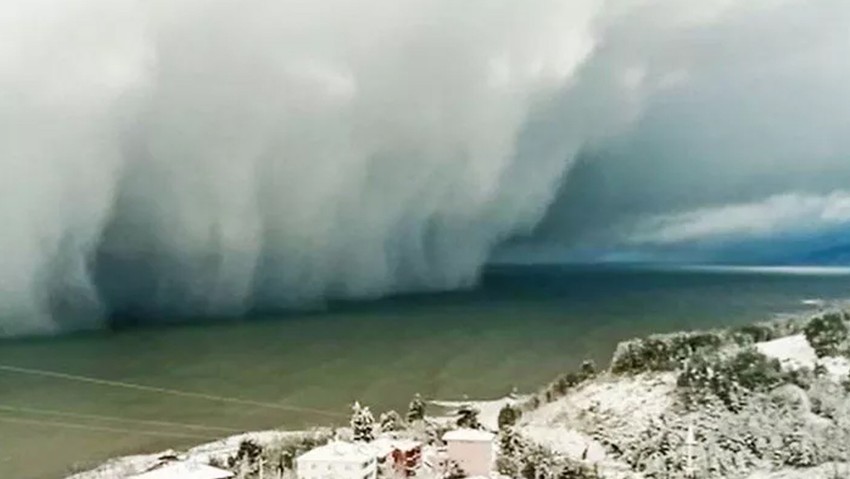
[
  {"left": 296, "top": 458, "right": 377, "bottom": 479},
  {"left": 390, "top": 447, "right": 421, "bottom": 477},
  {"left": 445, "top": 440, "right": 493, "bottom": 477}
]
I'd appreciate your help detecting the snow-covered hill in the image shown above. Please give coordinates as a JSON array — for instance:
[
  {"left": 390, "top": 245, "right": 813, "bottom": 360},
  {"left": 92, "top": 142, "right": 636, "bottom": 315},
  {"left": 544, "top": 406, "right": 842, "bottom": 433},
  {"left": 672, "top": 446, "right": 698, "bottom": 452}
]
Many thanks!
[{"left": 516, "top": 312, "right": 850, "bottom": 479}]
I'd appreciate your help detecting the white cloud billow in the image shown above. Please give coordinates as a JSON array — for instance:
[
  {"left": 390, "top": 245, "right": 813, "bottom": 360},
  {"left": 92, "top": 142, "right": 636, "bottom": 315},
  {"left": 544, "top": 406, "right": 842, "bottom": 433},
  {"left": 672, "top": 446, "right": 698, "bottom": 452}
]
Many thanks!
[{"left": 0, "top": 0, "right": 849, "bottom": 335}]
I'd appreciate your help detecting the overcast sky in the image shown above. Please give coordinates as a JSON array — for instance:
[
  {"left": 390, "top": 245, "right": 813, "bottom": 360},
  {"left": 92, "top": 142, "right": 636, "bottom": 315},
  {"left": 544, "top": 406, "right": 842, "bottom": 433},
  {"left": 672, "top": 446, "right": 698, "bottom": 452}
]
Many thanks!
[
  {"left": 1, "top": 0, "right": 849, "bottom": 334},
  {"left": 503, "top": 0, "right": 850, "bottom": 264}
]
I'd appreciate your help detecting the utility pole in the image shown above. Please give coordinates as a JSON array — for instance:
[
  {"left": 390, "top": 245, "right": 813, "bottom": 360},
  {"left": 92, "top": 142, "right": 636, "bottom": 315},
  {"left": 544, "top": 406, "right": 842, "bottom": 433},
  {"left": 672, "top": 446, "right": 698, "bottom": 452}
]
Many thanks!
[{"left": 684, "top": 424, "right": 696, "bottom": 479}]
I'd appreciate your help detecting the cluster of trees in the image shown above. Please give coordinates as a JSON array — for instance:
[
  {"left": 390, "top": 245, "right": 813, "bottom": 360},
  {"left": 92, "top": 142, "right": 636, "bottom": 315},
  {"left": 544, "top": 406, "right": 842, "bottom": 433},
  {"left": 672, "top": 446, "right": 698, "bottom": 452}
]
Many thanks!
[
  {"left": 727, "top": 318, "right": 808, "bottom": 346},
  {"left": 527, "top": 311, "right": 850, "bottom": 478},
  {"left": 496, "top": 427, "right": 600, "bottom": 479},
  {"left": 589, "top": 376, "right": 850, "bottom": 477},
  {"left": 349, "top": 393, "right": 429, "bottom": 443},
  {"left": 212, "top": 430, "right": 335, "bottom": 478},
  {"left": 677, "top": 348, "right": 787, "bottom": 412},
  {"left": 610, "top": 331, "right": 726, "bottom": 374},
  {"left": 522, "top": 359, "right": 599, "bottom": 412},
  {"left": 610, "top": 314, "right": 824, "bottom": 376},
  {"left": 209, "top": 394, "right": 430, "bottom": 477},
  {"left": 672, "top": 311, "right": 850, "bottom": 412}
]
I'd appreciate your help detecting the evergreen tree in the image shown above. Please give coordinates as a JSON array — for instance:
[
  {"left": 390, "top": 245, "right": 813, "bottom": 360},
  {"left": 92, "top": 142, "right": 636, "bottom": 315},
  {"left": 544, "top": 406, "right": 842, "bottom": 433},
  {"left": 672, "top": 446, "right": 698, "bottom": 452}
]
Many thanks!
[
  {"left": 406, "top": 393, "right": 426, "bottom": 422},
  {"left": 498, "top": 403, "right": 521, "bottom": 429},
  {"left": 379, "top": 410, "right": 403, "bottom": 432},
  {"left": 456, "top": 403, "right": 481, "bottom": 429},
  {"left": 499, "top": 426, "right": 525, "bottom": 459},
  {"left": 804, "top": 313, "right": 849, "bottom": 357},
  {"left": 350, "top": 401, "right": 376, "bottom": 442},
  {"left": 227, "top": 439, "right": 263, "bottom": 475},
  {"left": 579, "top": 359, "right": 598, "bottom": 380}
]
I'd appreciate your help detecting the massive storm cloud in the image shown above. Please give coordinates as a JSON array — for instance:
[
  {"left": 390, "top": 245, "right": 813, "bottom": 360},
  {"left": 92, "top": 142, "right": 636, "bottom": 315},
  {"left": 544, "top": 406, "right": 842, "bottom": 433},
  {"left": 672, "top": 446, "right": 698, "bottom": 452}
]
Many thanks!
[{"left": 1, "top": 0, "right": 848, "bottom": 335}]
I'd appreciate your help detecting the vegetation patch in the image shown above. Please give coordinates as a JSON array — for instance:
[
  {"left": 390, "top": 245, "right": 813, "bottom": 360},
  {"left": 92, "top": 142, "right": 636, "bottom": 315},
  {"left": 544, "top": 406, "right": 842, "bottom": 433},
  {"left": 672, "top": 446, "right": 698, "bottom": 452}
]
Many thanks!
[
  {"left": 611, "top": 330, "right": 725, "bottom": 374},
  {"left": 804, "top": 312, "right": 850, "bottom": 358},
  {"left": 677, "top": 348, "right": 787, "bottom": 411},
  {"left": 497, "top": 427, "right": 601, "bottom": 479}
]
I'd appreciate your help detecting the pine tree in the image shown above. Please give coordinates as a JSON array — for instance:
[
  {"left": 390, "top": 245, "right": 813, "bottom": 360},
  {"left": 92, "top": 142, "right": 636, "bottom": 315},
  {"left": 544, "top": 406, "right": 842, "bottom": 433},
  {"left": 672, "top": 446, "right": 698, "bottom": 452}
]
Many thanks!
[
  {"left": 406, "top": 393, "right": 426, "bottom": 422},
  {"left": 579, "top": 359, "right": 597, "bottom": 380},
  {"left": 804, "top": 313, "right": 849, "bottom": 357},
  {"left": 499, "top": 426, "right": 525, "bottom": 459},
  {"left": 379, "top": 410, "right": 403, "bottom": 432},
  {"left": 498, "top": 403, "right": 521, "bottom": 429},
  {"left": 350, "top": 401, "right": 376, "bottom": 443},
  {"left": 227, "top": 439, "right": 263, "bottom": 475},
  {"left": 456, "top": 403, "right": 481, "bottom": 429}
]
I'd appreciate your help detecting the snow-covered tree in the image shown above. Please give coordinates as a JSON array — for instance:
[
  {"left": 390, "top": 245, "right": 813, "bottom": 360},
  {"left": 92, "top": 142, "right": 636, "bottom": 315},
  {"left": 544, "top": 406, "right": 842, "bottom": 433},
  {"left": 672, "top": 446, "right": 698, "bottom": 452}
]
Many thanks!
[
  {"left": 227, "top": 439, "right": 263, "bottom": 476},
  {"left": 456, "top": 403, "right": 481, "bottom": 429},
  {"left": 407, "top": 393, "right": 426, "bottom": 422},
  {"left": 804, "top": 313, "right": 849, "bottom": 357},
  {"left": 443, "top": 459, "right": 466, "bottom": 479},
  {"left": 498, "top": 403, "right": 521, "bottom": 429},
  {"left": 350, "top": 401, "right": 375, "bottom": 442},
  {"left": 379, "top": 410, "right": 403, "bottom": 433},
  {"left": 579, "top": 359, "right": 597, "bottom": 379},
  {"left": 499, "top": 426, "right": 524, "bottom": 458}
]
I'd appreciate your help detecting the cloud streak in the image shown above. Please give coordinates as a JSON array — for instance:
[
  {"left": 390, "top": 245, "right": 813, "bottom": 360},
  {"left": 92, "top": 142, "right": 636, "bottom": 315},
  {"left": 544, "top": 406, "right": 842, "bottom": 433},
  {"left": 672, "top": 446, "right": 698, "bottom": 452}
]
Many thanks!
[{"left": 630, "top": 192, "right": 850, "bottom": 245}]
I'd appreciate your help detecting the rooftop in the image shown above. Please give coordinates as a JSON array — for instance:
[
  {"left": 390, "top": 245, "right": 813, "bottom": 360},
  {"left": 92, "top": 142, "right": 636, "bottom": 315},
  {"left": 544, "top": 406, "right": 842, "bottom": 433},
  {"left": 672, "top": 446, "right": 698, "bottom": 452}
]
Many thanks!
[
  {"left": 129, "top": 461, "right": 234, "bottom": 479},
  {"left": 371, "top": 438, "right": 421, "bottom": 451},
  {"left": 442, "top": 428, "right": 495, "bottom": 442},
  {"left": 296, "top": 441, "right": 375, "bottom": 463}
]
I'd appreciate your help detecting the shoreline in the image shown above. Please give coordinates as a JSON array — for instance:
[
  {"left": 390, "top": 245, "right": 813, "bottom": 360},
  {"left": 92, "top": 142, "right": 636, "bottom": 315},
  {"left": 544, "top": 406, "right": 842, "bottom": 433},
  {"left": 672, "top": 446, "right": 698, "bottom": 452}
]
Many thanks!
[{"left": 69, "top": 304, "right": 850, "bottom": 479}]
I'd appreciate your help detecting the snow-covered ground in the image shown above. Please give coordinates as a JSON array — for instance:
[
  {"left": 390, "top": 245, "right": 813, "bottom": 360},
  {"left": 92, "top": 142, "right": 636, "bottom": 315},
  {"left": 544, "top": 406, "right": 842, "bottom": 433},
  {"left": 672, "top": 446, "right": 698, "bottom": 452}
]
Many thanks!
[
  {"left": 514, "top": 330, "right": 850, "bottom": 479},
  {"left": 755, "top": 335, "right": 818, "bottom": 370},
  {"left": 518, "top": 373, "right": 677, "bottom": 479},
  {"left": 67, "top": 430, "right": 304, "bottom": 479},
  {"left": 430, "top": 396, "right": 528, "bottom": 431},
  {"left": 747, "top": 462, "right": 850, "bottom": 479},
  {"left": 756, "top": 334, "right": 850, "bottom": 380}
]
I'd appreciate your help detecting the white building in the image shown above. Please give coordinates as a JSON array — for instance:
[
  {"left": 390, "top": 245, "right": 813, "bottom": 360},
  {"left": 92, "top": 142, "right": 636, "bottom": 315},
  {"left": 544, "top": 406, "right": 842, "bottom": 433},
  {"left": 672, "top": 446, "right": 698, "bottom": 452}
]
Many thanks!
[
  {"left": 442, "top": 429, "right": 495, "bottom": 478},
  {"left": 296, "top": 441, "right": 377, "bottom": 479},
  {"left": 129, "top": 461, "right": 234, "bottom": 479}
]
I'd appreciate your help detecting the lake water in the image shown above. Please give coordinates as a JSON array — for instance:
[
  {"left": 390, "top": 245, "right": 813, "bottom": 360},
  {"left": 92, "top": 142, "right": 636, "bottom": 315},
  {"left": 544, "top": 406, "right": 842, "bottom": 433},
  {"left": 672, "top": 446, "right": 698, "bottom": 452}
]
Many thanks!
[{"left": 1, "top": 264, "right": 849, "bottom": 478}]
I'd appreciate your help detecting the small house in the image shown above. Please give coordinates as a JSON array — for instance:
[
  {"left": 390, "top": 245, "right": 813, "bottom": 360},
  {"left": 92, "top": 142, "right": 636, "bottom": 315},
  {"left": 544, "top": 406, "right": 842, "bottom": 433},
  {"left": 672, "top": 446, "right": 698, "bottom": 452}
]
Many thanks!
[{"left": 442, "top": 429, "right": 495, "bottom": 478}]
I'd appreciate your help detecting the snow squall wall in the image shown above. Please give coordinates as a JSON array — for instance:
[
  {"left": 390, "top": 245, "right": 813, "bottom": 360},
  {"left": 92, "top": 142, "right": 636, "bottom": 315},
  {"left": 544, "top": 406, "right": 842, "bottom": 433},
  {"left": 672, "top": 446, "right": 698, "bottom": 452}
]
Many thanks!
[{"left": 1, "top": 0, "right": 849, "bottom": 335}]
